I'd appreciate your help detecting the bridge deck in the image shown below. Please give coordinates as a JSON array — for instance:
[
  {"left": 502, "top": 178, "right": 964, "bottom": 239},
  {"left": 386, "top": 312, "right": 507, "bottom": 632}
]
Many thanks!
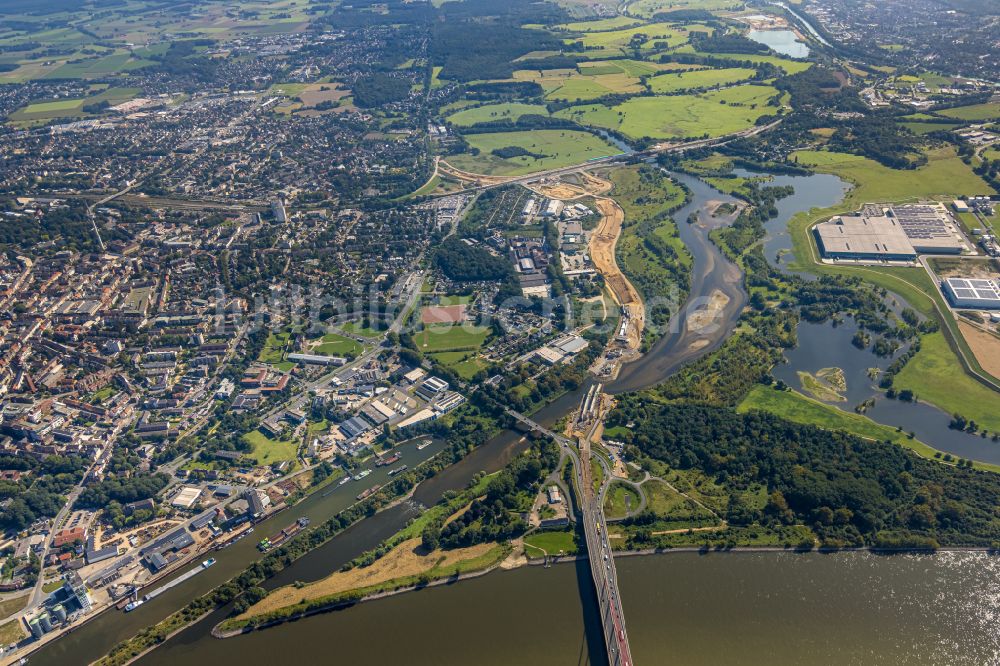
[{"left": 506, "top": 404, "right": 633, "bottom": 665}]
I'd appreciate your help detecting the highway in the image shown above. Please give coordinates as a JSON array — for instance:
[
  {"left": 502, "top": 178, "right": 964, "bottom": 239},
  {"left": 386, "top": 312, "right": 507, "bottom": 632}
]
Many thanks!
[{"left": 505, "top": 401, "right": 633, "bottom": 666}]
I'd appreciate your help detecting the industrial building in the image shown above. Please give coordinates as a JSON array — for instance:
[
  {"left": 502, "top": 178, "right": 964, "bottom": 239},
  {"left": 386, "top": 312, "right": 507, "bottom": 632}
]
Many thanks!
[
  {"left": 814, "top": 213, "right": 916, "bottom": 261},
  {"left": 287, "top": 353, "right": 347, "bottom": 366},
  {"left": 815, "top": 202, "right": 969, "bottom": 261},
  {"left": 942, "top": 277, "right": 1000, "bottom": 309},
  {"left": 891, "top": 203, "right": 968, "bottom": 254}
]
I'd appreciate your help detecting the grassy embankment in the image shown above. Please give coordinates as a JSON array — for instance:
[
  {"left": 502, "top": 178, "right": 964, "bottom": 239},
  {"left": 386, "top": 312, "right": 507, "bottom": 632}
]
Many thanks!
[{"left": 604, "top": 482, "right": 641, "bottom": 519}]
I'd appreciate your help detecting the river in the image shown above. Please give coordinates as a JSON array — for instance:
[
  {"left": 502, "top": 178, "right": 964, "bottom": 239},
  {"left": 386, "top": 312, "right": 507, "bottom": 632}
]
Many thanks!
[
  {"left": 133, "top": 552, "right": 1000, "bottom": 666},
  {"left": 34, "top": 167, "right": 1000, "bottom": 665},
  {"left": 607, "top": 172, "right": 748, "bottom": 393}
]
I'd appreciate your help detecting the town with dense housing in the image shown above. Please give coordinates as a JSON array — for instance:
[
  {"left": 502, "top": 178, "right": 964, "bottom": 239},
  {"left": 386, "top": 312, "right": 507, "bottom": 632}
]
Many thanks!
[{"left": 0, "top": 0, "right": 999, "bottom": 664}]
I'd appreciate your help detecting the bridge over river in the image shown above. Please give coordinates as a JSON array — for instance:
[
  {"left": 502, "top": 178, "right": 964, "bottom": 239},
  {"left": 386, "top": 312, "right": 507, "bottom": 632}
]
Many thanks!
[{"left": 506, "top": 396, "right": 633, "bottom": 666}]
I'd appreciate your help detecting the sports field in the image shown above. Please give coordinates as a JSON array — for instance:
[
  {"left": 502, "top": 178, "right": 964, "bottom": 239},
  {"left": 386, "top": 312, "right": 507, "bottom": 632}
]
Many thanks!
[
  {"left": 313, "top": 333, "right": 362, "bottom": 357},
  {"left": 647, "top": 67, "right": 756, "bottom": 93},
  {"left": 446, "top": 102, "right": 550, "bottom": 126},
  {"left": 555, "top": 85, "right": 779, "bottom": 140},
  {"left": 448, "top": 129, "right": 621, "bottom": 176},
  {"left": 421, "top": 304, "right": 468, "bottom": 324},
  {"left": 416, "top": 324, "right": 491, "bottom": 352}
]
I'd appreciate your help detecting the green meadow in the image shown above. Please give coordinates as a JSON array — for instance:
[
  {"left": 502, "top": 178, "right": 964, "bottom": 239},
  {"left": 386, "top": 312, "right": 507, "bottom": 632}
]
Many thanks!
[
  {"left": 448, "top": 129, "right": 621, "bottom": 176},
  {"left": 555, "top": 85, "right": 779, "bottom": 140}
]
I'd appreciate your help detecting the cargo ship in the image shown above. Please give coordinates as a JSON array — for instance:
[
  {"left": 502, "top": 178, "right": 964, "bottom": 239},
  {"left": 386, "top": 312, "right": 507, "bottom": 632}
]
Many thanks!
[
  {"left": 258, "top": 517, "right": 310, "bottom": 552},
  {"left": 128, "top": 557, "right": 219, "bottom": 610},
  {"left": 356, "top": 484, "right": 381, "bottom": 501},
  {"left": 375, "top": 453, "right": 401, "bottom": 467},
  {"left": 388, "top": 464, "right": 408, "bottom": 477},
  {"left": 416, "top": 440, "right": 431, "bottom": 450}
]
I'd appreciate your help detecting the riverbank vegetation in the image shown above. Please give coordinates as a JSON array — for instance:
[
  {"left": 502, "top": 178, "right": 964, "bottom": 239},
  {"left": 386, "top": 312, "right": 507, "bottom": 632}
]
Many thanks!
[
  {"left": 218, "top": 438, "right": 559, "bottom": 633},
  {"left": 609, "top": 402, "right": 1000, "bottom": 549}
]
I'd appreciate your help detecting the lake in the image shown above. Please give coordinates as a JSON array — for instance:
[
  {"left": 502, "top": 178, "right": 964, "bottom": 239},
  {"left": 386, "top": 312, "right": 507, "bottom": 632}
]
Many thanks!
[{"left": 746, "top": 29, "right": 810, "bottom": 58}]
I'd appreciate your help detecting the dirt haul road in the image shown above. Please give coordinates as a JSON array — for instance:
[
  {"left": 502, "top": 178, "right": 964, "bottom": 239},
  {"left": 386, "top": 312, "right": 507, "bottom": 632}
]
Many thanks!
[{"left": 590, "top": 195, "right": 644, "bottom": 351}]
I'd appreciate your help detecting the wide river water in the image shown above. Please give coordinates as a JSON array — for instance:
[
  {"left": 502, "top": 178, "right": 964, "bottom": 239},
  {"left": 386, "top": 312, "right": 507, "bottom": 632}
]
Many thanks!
[{"left": 32, "top": 171, "right": 1000, "bottom": 665}]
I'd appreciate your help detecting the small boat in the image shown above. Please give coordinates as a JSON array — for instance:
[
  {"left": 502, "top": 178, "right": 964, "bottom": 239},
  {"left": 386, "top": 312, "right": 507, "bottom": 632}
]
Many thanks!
[
  {"left": 339, "top": 475, "right": 352, "bottom": 485},
  {"left": 202, "top": 558, "right": 216, "bottom": 568},
  {"left": 416, "top": 440, "right": 431, "bottom": 450},
  {"left": 124, "top": 599, "right": 144, "bottom": 612},
  {"left": 353, "top": 469, "right": 371, "bottom": 481}
]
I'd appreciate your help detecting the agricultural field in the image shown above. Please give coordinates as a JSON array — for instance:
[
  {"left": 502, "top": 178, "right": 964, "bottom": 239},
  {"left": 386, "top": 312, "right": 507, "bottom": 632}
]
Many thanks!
[
  {"left": 567, "top": 21, "right": 692, "bottom": 55},
  {"left": 446, "top": 102, "right": 550, "bottom": 126},
  {"left": 936, "top": 103, "right": 1000, "bottom": 122},
  {"left": 512, "top": 67, "right": 643, "bottom": 101},
  {"left": 555, "top": 85, "right": 780, "bottom": 140},
  {"left": 551, "top": 16, "right": 643, "bottom": 33},
  {"left": 646, "top": 66, "right": 757, "bottom": 93},
  {"left": 789, "top": 148, "right": 994, "bottom": 210},
  {"left": 447, "top": 129, "right": 621, "bottom": 176},
  {"left": 676, "top": 46, "right": 813, "bottom": 74},
  {"left": 0, "top": 0, "right": 315, "bottom": 82},
  {"left": 44, "top": 51, "right": 153, "bottom": 79},
  {"left": 627, "top": 0, "right": 743, "bottom": 17},
  {"left": 899, "top": 121, "right": 964, "bottom": 135},
  {"left": 268, "top": 81, "right": 352, "bottom": 114},
  {"left": 7, "top": 86, "right": 139, "bottom": 125}
]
